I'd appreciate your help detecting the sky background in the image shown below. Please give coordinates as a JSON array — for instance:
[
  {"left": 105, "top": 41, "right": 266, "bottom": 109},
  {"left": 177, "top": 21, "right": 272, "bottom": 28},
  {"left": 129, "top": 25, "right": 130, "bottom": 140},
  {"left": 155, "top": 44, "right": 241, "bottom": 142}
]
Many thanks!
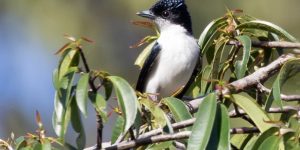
[{"left": 0, "top": 0, "right": 300, "bottom": 147}]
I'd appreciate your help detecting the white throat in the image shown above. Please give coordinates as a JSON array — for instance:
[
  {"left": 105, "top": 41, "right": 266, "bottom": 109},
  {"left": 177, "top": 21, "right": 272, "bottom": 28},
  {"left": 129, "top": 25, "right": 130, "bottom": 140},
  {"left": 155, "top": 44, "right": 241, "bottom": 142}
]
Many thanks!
[{"left": 154, "top": 18, "right": 188, "bottom": 35}]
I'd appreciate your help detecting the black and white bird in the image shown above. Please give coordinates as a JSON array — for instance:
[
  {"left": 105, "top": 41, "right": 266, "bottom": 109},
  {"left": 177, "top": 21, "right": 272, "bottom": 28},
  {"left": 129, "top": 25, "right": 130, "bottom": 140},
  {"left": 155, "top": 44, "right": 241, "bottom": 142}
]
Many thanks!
[{"left": 136, "top": 0, "right": 200, "bottom": 99}]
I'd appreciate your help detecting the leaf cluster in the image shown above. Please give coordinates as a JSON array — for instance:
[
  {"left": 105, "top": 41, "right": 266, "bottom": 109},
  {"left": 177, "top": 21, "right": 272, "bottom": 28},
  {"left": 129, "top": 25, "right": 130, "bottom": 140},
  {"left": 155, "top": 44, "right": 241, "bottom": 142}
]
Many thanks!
[{"left": 3, "top": 10, "right": 300, "bottom": 150}]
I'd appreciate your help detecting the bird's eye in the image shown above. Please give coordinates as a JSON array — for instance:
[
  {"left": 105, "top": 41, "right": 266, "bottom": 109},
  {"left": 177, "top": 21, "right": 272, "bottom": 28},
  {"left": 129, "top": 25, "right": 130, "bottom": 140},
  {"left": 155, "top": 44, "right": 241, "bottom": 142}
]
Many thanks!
[{"left": 162, "top": 11, "right": 170, "bottom": 18}]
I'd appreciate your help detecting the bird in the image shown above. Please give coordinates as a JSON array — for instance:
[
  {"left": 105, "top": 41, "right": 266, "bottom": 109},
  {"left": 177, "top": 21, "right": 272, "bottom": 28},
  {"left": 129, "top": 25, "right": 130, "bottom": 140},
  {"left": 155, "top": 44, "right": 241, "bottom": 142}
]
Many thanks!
[{"left": 136, "top": 0, "right": 201, "bottom": 100}]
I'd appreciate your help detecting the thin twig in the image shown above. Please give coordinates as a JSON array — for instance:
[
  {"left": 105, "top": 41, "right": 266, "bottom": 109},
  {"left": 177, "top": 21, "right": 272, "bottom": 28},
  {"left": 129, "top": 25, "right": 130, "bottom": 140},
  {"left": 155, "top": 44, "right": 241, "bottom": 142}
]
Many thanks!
[
  {"left": 257, "top": 83, "right": 300, "bottom": 101},
  {"left": 78, "top": 48, "right": 103, "bottom": 150},
  {"left": 230, "top": 127, "right": 259, "bottom": 134},
  {"left": 228, "top": 40, "right": 300, "bottom": 49},
  {"left": 229, "top": 106, "right": 300, "bottom": 118}
]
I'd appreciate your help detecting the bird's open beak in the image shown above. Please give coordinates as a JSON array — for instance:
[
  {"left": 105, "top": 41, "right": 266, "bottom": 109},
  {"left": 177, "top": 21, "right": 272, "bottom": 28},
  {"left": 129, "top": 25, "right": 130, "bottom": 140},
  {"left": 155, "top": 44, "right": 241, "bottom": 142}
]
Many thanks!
[{"left": 136, "top": 10, "right": 155, "bottom": 20}]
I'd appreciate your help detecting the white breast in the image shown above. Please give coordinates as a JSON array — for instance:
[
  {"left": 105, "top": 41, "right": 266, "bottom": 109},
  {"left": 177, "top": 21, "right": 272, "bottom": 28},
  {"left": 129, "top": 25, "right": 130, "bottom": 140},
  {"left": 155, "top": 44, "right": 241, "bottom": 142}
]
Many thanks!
[{"left": 145, "top": 24, "right": 199, "bottom": 98}]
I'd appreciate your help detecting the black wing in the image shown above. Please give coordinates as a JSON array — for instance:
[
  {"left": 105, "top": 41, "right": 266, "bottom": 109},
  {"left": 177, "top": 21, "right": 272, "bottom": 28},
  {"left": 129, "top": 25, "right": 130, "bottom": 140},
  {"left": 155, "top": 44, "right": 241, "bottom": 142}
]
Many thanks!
[
  {"left": 136, "top": 42, "right": 161, "bottom": 92},
  {"left": 175, "top": 55, "right": 202, "bottom": 99}
]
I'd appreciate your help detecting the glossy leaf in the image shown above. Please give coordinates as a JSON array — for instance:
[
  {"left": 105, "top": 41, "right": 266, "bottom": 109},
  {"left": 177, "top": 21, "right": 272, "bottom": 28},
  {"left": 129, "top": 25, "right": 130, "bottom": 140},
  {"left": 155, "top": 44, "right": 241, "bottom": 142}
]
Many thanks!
[
  {"left": 200, "top": 65, "right": 212, "bottom": 95},
  {"left": 257, "top": 135, "right": 280, "bottom": 150},
  {"left": 135, "top": 41, "right": 156, "bottom": 68},
  {"left": 147, "top": 141, "right": 173, "bottom": 150},
  {"left": 237, "top": 20, "right": 298, "bottom": 42},
  {"left": 111, "top": 115, "right": 124, "bottom": 144},
  {"left": 107, "top": 76, "right": 138, "bottom": 133},
  {"left": 231, "top": 134, "right": 255, "bottom": 149},
  {"left": 15, "top": 136, "right": 26, "bottom": 149},
  {"left": 211, "top": 39, "right": 226, "bottom": 88},
  {"left": 198, "top": 17, "right": 227, "bottom": 50},
  {"left": 187, "top": 93, "right": 217, "bottom": 150},
  {"left": 266, "top": 59, "right": 300, "bottom": 110},
  {"left": 235, "top": 35, "right": 251, "bottom": 79},
  {"left": 76, "top": 73, "right": 90, "bottom": 117},
  {"left": 207, "top": 104, "right": 230, "bottom": 150},
  {"left": 103, "top": 79, "right": 113, "bottom": 100},
  {"left": 217, "top": 104, "right": 230, "bottom": 149},
  {"left": 163, "top": 112, "right": 174, "bottom": 134},
  {"left": 58, "top": 49, "right": 80, "bottom": 80},
  {"left": 53, "top": 70, "right": 76, "bottom": 138},
  {"left": 140, "top": 98, "right": 166, "bottom": 128},
  {"left": 89, "top": 93, "right": 108, "bottom": 122},
  {"left": 71, "top": 100, "right": 86, "bottom": 149},
  {"left": 252, "top": 127, "right": 279, "bottom": 149},
  {"left": 33, "top": 140, "right": 51, "bottom": 150},
  {"left": 231, "top": 94, "right": 272, "bottom": 132},
  {"left": 162, "top": 97, "right": 192, "bottom": 130},
  {"left": 53, "top": 69, "right": 59, "bottom": 90},
  {"left": 243, "top": 136, "right": 259, "bottom": 150}
]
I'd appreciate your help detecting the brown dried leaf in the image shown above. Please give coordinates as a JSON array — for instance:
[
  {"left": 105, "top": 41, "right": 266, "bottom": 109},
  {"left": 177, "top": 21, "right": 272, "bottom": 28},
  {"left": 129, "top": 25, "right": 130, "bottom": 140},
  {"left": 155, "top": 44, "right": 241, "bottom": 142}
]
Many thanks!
[
  {"left": 131, "top": 20, "right": 155, "bottom": 29},
  {"left": 64, "top": 34, "right": 76, "bottom": 42},
  {"left": 54, "top": 42, "right": 71, "bottom": 55},
  {"left": 35, "top": 110, "right": 43, "bottom": 129},
  {"left": 130, "top": 36, "right": 153, "bottom": 48},
  {"left": 81, "top": 36, "right": 95, "bottom": 43}
]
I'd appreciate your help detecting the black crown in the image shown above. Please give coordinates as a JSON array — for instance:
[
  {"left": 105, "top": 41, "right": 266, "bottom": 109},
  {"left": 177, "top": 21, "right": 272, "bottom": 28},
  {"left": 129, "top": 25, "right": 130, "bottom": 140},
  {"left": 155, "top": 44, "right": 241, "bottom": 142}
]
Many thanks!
[{"left": 152, "top": 0, "right": 185, "bottom": 10}]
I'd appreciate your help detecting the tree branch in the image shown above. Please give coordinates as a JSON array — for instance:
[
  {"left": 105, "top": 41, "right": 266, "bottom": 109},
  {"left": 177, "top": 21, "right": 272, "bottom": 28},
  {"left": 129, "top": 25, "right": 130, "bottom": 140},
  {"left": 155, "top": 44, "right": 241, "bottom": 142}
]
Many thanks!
[
  {"left": 228, "top": 54, "right": 295, "bottom": 93},
  {"left": 105, "top": 127, "right": 259, "bottom": 150},
  {"left": 106, "top": 131, "right": 191, "bottom": 150},
  {"left": 186, "top": 54, "right": 296, "bottom": 111}
]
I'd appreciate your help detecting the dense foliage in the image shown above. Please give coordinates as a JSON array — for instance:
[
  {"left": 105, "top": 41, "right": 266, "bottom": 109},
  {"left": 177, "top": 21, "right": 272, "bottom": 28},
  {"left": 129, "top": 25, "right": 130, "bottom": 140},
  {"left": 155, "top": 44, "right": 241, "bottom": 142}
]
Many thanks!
[{"left": 1, "top": 10, "right": 300, "bottom": 150}]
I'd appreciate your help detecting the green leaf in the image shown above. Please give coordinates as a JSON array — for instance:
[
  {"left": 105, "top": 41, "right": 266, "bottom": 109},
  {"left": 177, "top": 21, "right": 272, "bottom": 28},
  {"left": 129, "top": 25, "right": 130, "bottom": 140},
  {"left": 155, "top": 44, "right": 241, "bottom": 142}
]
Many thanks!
[
  {"left": 53, "top": 69, "right": 59, "bottom": 90},
  {"left": 243, "top": 136, "right": 259, "bottom": 150},
  {"left": 231, "top": 134, "right": 255, "bottom": 150},
  {"left": 218, "top": 104, "right": 230, "bottom": 149},
  {"left": 147, "top": 141, "right": 173, "bottom": 150},
  {"left": 140, "top": 98, "right": 167, "bottom": 128},
  {"left": 89, "top": 93, "right": 108, "bottom": 122},
  {"left": 198, "top": 17, "right": 227, "bottom": 51},
  {"left": 33, "top": 139, "right": 51, "bottom": 150},
  {"left": 266, "top": 59, "right": 300, "bottom": 110},
  {"left": 53, "top": 70, "right": 76, "bottom": 138},
  {"left": 163, "top": 113, "right": 174, "bottom": 134},
  {"left": 58, "top": 49, "right": 80, "bottom": 80},
  {"left": 103, "top": 79, "right": 113, "bottom": 100},
  {"left": 76, "top": 73, "right": 90, "bottom": 117},
  {"left": 53, "top": 92, "right": 70, "bottom": 138},
  {"left": 231, "top": 94, "right": 273, "bottom": 132},
  {"left": 111, "top": 115, "right": 124, "bottom": 144},
  {"left": 135, "top": 41, "right": 156, "bottom": 68},
  {"left": 257, "top": 135, "right": 281, "bottom": 150},
  {"left": 252, "top": 127, "right": 279, "bottom": 149},
  {"left": 71, "top": 99, "right": 86, "bottom": 149},
  {"left": 162, "top": 97, "right": 192, "bottom": 130},
  {"left": 200, "top": 65, "right": 212, "bottom": 95},
  {"left": 211, "top": 39, "right": 226, "bottom": 88},
  {"left": 107, "top": 76, "right": 138, "bottom": 133},
  {"left": 237, "top": 20, "right": 298, "bottom": 42},
  {"left": 187, "top": 93, "right": 217, "bottom": 150},
  {"left": 235, "top": 35, "right": 251, "bottom": 79},
  {"left": 15, "top": 136, "right": 26, "bottom": 149},
  {"left": 207, "top": 104, "right": 230, "bottom": 150}
]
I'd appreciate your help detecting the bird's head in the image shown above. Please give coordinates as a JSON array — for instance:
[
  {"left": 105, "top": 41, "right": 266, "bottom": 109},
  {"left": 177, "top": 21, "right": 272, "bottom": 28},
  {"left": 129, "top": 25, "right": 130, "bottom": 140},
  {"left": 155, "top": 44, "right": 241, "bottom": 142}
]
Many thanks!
[{"left": 137, "top": 0, "right": 193, "bottom": 34}]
